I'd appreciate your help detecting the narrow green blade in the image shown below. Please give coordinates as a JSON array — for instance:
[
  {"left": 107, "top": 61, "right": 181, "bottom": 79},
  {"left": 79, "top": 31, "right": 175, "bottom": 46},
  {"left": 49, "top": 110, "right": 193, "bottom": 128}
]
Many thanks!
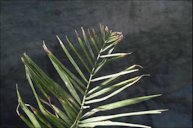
[
  {"left": 22, "top": 56, "right": 78, "bottom": 121},
  {"left": 19, "top": 115, "right": 34, "bottom": 128},
  {"left": 93, "top": 59, "right": 107, "bottom": 75},
  {"left": 29, "top": 106, "right": 52, "bottom": 128},
  {"left": 24, "top": 67, "right": 71, "bottom": 128},
  {"left": 86, "top": 76, "right": 143, "bottom": 100},
  {"left": 16, "top": 85, "right": 41, "bottom": 128},
  {"left": 81, "top": 109, "right": 167, "bottom": 123},
  {"left": 51, "top": 104, "right": 72, "bottom": 126},
  {"left": 97, "top": 95, "right": 161, "bottom": 110},
  {"left": 16, "top": 104, "right": 35, "bottom": 128},
  {"left": 100, "top": 24, "right": 105, "bottom": 42},
  {"left": 56, "top": 36, "right": 88, "bottom": 82},
  {"left": 88, "top": 28, "right": 99, "bottom": 53},
  {"left": 91, "top": 69, "right": 139, "bottom": 82},
  {"left": 83, "top": 95, "right": 161, "bottom": 118},
  {"left": 78, "top": 120, "right": 151, "bottom": 128},
  {"left": 81, "top": 27, "right": 95, "bottom": 59},
  {"left": 23, "top": 55, "right": 78, "bottom": 106},
  {"left": 66, "top": 36, "right": 91, "bottom": 73},
  {"left": 85, "top": 75, "right": 144, "bottom": 104},
  {"left": 75, "top": 30, "right": 94, "bottom": 66},
  {"left": 101, "top": 42, "right": 115, "bottom": 53},
  {"left": 100, "top": 53, "right": 131, "bottom": 58},
  {"left": 88, "top": 65, "right": 143, "bottom": 94},
  {"left": 92, "top": 28, "right": 101, "bottom": 49},
  {"left": 43, "top": 43, "right": 81, "bottom": 104}
]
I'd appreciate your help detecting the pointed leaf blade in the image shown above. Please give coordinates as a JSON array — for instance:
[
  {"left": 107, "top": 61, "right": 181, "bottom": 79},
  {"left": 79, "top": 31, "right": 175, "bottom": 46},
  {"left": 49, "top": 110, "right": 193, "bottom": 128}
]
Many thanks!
[
  {"left": 43, "top": 43, "right": 81, "bottom": 104},
  {"left": 78, "top": 120, "right": 151, "bottom": 128}
]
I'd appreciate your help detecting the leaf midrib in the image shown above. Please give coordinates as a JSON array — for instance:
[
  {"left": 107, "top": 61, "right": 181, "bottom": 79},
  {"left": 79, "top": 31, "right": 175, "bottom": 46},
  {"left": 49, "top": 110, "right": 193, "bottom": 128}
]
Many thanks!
[{"left": 71, "top": 47, "right": 104, "bottom": 128}]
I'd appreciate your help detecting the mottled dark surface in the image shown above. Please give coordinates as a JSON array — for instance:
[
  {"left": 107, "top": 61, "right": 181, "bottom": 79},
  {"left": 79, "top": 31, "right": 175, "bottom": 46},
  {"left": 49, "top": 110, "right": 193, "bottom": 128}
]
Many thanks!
[{"left": 0, "top": 1, "right": 192, "bottom": 128}]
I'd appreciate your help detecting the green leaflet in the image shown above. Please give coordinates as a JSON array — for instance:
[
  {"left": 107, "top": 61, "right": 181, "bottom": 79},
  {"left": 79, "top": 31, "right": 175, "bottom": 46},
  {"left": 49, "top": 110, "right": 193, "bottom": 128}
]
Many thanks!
[
  {"left": 88, "top": 64, "right": 143, "bottom": 95},
  {"left": 91, "top": 28, "right": 101, "bottom": 48},
  {"left": 24, "top": 67, "right": 71, "bottom": 128},
  {"left": 51, "top": 104, "right": 72, "bottom": 126},
  {"left": 81, "top": 27, "right": 95, "bottom": 59},
  {"left": 91, "top": 69, "right": 139, "bottom": 82},
  {"left": 100, "top": 24, "right": 105, "bottom": 42},
  {"left": 86, "top": 76, "right": 143, "bottom": 100},
  {"left": 22, "top": 55, "right": 79, "bottom": 117},
  {"left": 100, "top": 52, "right": 131, "bottom": 58},
  {"left": 43, "top": 43, "right": 81, "bottom": 104},
  {"left": 75, "top": 30, "right": 94, "bottom": 66},
  {"left": 57, "top": 35, "right": 88, "bottom": 83},
  {"left": 87, "top": 28, "right": 99, "bottom": 53},
  {"left": 16, "top": 85, "right": 41, "bottom": 128},
  {"left": 66, "top": 36, "right": 91, "bottom": 73},
  {"left": 19, "top": 115, "right": 34, "bottom": 128},
  {"left": 78, "top": 120, "right": 151, "bottom": 128},
  {"left": 96, "top": 94, "right": 161, "bottom": 110},
  {"left": 80, "top": 109, "right": 167, "bottom": 123},
  {"left": 83, "top": 94, "right": 161, "bottom": 118},
  {"left": 16, "top": 107, "right": 34, "bottom": 128},
  {"left": 85, "top": 75, "right": 144, "bottom": 104},
  {"left": 27, "top": 105, "right": 52, "bottom": 128}
]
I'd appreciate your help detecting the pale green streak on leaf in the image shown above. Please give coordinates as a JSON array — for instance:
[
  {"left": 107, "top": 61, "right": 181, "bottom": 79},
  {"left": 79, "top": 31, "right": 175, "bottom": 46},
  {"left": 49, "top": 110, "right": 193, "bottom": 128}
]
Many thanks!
[
  {"left": 57, "top": 35, "right": 88, "bottom": 82},
  {"left": 43, "top": 43, "right": 81, "bottom": 104},
  {"left": 78, "top": 120, "right": 151, "bottom": 128}
]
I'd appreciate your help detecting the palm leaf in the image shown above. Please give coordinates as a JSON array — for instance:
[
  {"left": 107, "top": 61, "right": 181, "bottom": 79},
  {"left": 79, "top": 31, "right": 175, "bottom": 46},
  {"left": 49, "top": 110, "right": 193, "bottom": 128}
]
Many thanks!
[{"left": 16, "top": 24, "right": 167, "bottom": 128}]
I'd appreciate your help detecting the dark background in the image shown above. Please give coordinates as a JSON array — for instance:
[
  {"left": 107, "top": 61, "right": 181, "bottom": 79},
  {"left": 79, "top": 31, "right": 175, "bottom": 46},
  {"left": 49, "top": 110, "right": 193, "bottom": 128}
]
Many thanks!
[{"left": 0, "top": 1, "right": 192, "bottom": 128}]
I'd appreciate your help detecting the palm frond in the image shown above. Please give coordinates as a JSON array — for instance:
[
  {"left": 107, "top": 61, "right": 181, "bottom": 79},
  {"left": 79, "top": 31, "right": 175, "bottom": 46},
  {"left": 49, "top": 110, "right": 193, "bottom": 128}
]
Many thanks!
[{"left": 17, "top": 24, "right": 167, "bottom": 128}]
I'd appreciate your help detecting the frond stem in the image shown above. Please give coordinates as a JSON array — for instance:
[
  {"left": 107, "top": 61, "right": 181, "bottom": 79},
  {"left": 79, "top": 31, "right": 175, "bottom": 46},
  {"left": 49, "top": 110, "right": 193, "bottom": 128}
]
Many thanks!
[{"left": 71, "top": 46, "right": 104, "bottom": 128}]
